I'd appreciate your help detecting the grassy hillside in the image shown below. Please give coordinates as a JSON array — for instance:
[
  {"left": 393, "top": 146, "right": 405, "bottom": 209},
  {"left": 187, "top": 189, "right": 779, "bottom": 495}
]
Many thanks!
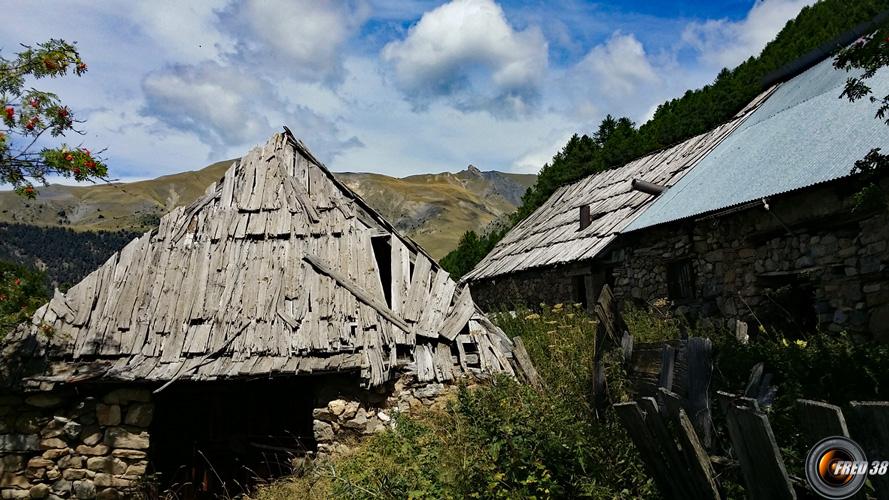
[{"left": 0, "top": 161, "right": 534, "bottom": 261}]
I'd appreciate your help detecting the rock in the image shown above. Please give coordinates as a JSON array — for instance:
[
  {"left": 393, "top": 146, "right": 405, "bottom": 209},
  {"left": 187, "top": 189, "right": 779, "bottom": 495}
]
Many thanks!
[
  {"left": 40, "top": 438, "right": 67, "bottom": 450},
  {"left": 363, "top": 418, "right": 384, "bottom": 435},
  {"left": 54, "top": 418, "right": 82, "bottom": 440},
  {"left": 24, "top": 394, "right": 64, "bottom": 409},
  {"left": 0, "top": 435, "right": 40, "bottom": 452},
  {"left": 41, "top": 449, "right": 70, "bottom": 460},
  {"left": 75, "top": 444, "right": 109, "bottom": 456},
  {"left": 327, "top": 399, "right": 347, "bottom": 416},
  {"left": 342, "top": 401, "right": 360, "bottom": 420},
  {"left": 313, "top": 420, "right": 334, "bottom": 442},
  {"left": 124, "top": 462, "right": 146, "bottom": 476},
  {"left": 95, "top": 404, "right": 121, "bottom": 426},
  {"left": 1, "top": 490, "right": 30, "bottom": 499},
  {"left": 82, "top": 431, "right": 103, "bottom": 447},
  {"left": 111, "top": 449, "right": 145, "bottom": 460},
  {"left": 86, "top": 457, "right": 126, "bottom": 475},
  {"left": 123, "top": 404, "right": 153, "bottom": 427},
  {"left": 104, "top": 428, "right": 149, "bottom": 449},
  {"left": 72, "top": 479, "right": 96, "bottom": 499},
  {"left": 94, "top": 474, "right": 132, "bottom": 488},
  {"left": 28, "top": 484, "right": 50, "bottom": 499},
  {"left": 27, "top": 458, "right": 54, "bottom": 470},
  {"left": 51, "top": 480, "right": 71, "bottom": 494},
  {"left": 62, "top": 469, "right": 88, "bottom": 480},
  {"left": 0, "top": 473, "right": 30, "bottom": 488},
  {"left": 96, "top": 489, "right": 120, "bottom": 500},
  {"left": 102, "top": 389, "right": 150, "bottom": 405},
  {"left": 45, "top": 468, "right": 60, "bottom": 481},
  {"left": 312, "top": 407, "right": 335, "bottom": 422},
  {"left": 377, "top": 411, "right": 391, "bottom": 423},
  {"left": 57, "top": 456, "right": 83, "bottom": 469}
]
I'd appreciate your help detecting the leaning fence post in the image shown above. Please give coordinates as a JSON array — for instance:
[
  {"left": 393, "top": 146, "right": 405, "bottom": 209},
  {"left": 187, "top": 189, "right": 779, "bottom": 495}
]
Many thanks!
[
  {"left": 723, "top": 397, "right": 795, "bottom": 499},
  {"left": 614, "top": 401, "right": 681, "bottom": 499}
]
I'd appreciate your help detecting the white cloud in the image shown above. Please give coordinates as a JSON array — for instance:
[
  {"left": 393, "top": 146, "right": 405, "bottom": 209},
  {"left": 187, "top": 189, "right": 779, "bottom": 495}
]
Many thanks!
[
  {"left": 142, "top": 62, "right": 276, "bottom": 151},
  {"left": 574, "top": 32, "right": 659, "bottom": 98},
  {"left": 230, "top": 0, "right": 369, "bottom": 82},
  {"left": 381, "top": 0, "right": 548, "bottom": 115},
  {"left": 130, "top": 1, "right": 236, "bottom": 63},
  {"left": 682, "top": 0, "right": 816, "bottom": 70}
]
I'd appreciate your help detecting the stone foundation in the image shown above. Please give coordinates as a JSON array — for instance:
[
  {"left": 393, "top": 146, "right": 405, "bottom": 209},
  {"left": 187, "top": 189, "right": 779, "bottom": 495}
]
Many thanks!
[
  {"left": 311, "top": 375, "right": 464, "bottom": 457},
  {"left": 0, "top": 387, "right": 152, "bottom": 499}
]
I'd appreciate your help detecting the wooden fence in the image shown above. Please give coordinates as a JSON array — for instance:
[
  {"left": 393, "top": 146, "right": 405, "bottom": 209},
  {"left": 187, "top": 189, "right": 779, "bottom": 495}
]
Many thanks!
[{"left": 590, "top": 285, "right": 889, "bottom": 500}]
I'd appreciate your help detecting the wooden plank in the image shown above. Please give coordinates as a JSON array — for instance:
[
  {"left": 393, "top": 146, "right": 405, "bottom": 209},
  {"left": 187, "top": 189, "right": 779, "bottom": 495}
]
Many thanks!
[
  {"left": 512, "top": 336, "right": 543, "bottom": 391},
  {"left": 658, "top": 344, "right": 675, "bottom": 392},
  {"left": 796, "top": 399, "right": 850, "bottom": 449},
  {"left": 390, "top": 236, "right": 410, "bottom": 315},
  {"left": 723, "top": 399, "right": 795, "bottom": 500},
  {"left": 402, "top": 255, "right": 432, "bottom": 322},
  {"left": 658, "top": 389, "right": 721, "bottom": 500},
  {"left": 848, "top": 401, "right": 889, "bottom": 499},
  {"left": 614, "top": 402, "right": 681, "bottom": 499},
  {"left": 686, "top": 337, "right": 713, "bottom": 448},
  {"left": 439, "top": 286, "right": 475, "bottom": 341},
  {"left": 303, "top": 253, "right": 410, "bottom": 333}
]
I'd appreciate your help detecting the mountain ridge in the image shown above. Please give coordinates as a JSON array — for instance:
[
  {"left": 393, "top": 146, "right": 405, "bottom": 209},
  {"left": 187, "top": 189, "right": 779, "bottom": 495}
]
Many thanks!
[{"left": 0, "top": 160, "right": 535, "bottom": 259}]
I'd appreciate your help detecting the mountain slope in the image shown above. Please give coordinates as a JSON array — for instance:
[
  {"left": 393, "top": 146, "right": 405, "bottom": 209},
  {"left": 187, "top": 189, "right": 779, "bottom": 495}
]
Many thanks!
[{"left": 0, "top": 161, "right": 534, "bottom": 259}]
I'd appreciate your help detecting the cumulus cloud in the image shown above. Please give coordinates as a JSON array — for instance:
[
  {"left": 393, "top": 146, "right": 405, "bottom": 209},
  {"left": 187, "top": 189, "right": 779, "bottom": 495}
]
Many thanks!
[
  {"left": 142, "top": 62, "right": 277, "bottom": 152},
  {"left": 381, "top": 0, "right": 548, "bottom": 116},
  {"left": 574, "top": 32, "right": 659, "bottom": 98},
  {"left": 130, "top": 0, "right": 236, "bottom": 63},
  {"left": 226, "top": 0, "right": 369, "bottom": 82},
  {"left": 682, "top": 0, "right": 816, "bottom": 70}
]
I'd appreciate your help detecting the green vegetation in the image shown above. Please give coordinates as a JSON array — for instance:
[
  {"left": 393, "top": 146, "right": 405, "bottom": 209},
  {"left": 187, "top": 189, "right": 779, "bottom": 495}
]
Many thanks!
[
  {"left": 442, "top": 0, "right": 889, "bottom": 278},
  {"left": 253, "top": 303, "right": 889, "bottom": 499},
  {"left": 0, "top": 260, "right": 48, "bottom": 336},
  {"left": 1, "top": 39, "right": 108, "bottom": 197},
  {"left": 256, "top": 304, "right": 654, "bottom": 499}
]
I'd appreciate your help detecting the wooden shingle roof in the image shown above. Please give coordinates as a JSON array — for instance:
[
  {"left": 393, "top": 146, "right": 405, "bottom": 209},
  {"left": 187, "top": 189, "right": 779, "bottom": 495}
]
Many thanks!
[
  {"left": 463, "top": 88, "right": 775, "bottom": 282},
  {"left": 4, "top": 130, "right": 516, "bottom": 389}
]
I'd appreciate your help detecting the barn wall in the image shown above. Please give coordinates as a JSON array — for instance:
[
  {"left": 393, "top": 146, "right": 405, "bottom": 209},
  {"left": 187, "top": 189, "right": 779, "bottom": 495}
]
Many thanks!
[
  {"left": 469, "top": 262, "right": 601, "bottom": 312},
  {"left": 0, "top": 387, "right": 152, "bottom": 499},
  {"left": 609, "top": 179, "right": 889, "bottom": 340}
]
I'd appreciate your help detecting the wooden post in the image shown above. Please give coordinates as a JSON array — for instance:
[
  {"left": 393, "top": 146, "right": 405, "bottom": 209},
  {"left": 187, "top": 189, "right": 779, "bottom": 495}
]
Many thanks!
[
  {"left": 723, "top": 399, "right": 795, "bottom": 499},
  {"left": 686, "top": 337, "right": 713, "bottom": 448},
  {"left": 796, "top": 399, "right": 849, "bottom": 445},
  {"left": 621, "top": 331, "right": 634, "bottom": 364},
  {"left": 848, "top": 401, "right": 889, "bottom": 500},
  {"left": 512, "top": 336, "right": 544, "bottom": 391}
]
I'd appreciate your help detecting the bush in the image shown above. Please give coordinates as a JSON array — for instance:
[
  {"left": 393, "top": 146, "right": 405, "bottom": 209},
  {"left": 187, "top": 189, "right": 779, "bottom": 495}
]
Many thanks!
[{"left": 255, "top": 304, "right": 656, "bottom": 499}]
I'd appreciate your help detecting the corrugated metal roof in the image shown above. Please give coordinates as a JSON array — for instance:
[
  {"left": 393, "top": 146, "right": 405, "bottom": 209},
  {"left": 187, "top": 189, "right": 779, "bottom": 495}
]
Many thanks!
[
  {"left": 462, "top": 88, "right": 773, "bottom": 282},
  {"left": 625, "top": 57, "right": 889, "bottom": 232}
]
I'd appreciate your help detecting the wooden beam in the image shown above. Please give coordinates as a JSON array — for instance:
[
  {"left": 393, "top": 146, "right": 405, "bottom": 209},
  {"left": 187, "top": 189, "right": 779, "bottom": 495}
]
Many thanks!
[{"left": 303, "top": 253, "right": 410, "bottom": 333}]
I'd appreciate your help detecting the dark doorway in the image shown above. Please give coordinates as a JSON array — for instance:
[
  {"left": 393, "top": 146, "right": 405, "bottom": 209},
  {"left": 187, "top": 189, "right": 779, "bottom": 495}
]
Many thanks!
[
  {"left": 758, "top": 276, "right": 818, "bottom": 336},
  {"left": 371, "top": 235, "right": 393, "bottom": 308},
  {"left": 572, "top": 275, "right": 588, "bottom": 309},
  {"left": 149, "top": 378, "right": 318, "bottom": 498}
]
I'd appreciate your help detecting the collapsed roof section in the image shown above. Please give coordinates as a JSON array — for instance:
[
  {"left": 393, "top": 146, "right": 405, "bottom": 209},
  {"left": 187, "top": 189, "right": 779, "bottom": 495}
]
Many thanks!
[{"left": 4, "top": 131, "right": 516, "bottom": 389}]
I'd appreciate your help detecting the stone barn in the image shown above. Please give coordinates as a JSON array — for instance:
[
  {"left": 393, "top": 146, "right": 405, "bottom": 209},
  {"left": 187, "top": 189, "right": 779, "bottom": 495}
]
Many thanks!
[
  {"left": 466, "top": 53, "right": 889, "bottom": 340},
  {"left": 0, "top": 130, "right": 521, "bottom": 499},
  {"left": 610, "top": 55, "right": 889, "bottom": 339},
  {"left": 463, "top": 88, "right": 774, "bottom": 310}
]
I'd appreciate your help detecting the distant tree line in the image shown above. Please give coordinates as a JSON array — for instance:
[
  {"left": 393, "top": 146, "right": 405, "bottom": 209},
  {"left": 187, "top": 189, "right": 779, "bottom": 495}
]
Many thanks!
[
  {"left": 0, "top": 222, "right": 137, "bottom": 290},
  {"left": 441, "top": 0, "right": 889, "bottom": 277}
]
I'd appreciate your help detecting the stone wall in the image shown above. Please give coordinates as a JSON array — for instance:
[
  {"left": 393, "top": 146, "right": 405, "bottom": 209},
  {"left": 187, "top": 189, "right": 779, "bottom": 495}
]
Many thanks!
[
  {"left": 609, "top": 180, "right": 889, "bottom": 340},
  {"left": 311, "top": 375, "right": 464, "bottom": 457},
  {"left": 0, "top": 387, "right": 152, "bottom": 499},
  {"left": 470, "top": 262, "right": 600, "bottom": 312}
]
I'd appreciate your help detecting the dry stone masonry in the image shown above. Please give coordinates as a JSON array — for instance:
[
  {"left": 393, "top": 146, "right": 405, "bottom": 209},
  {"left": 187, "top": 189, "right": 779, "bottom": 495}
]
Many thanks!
[{"left": 0, "top": 388, "right": 151, "bottom": 499}]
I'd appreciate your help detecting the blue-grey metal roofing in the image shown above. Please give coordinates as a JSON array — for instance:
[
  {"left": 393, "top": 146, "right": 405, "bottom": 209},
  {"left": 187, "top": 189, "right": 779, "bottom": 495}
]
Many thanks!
[{"left": 624, "top": 56, "right": 889, "bottom": 232}]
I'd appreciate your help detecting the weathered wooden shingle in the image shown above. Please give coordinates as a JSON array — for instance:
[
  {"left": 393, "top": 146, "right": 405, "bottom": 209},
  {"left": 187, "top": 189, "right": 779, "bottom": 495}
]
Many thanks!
[{"left": 5, "top": 130, "right": 518, "bottom": 388}]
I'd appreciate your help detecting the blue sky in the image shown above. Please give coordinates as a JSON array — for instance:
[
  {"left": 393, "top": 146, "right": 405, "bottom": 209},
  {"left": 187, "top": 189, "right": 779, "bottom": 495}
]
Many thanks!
[{"left": 1, "top": 0, "right": 814, "bottom": 182}]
